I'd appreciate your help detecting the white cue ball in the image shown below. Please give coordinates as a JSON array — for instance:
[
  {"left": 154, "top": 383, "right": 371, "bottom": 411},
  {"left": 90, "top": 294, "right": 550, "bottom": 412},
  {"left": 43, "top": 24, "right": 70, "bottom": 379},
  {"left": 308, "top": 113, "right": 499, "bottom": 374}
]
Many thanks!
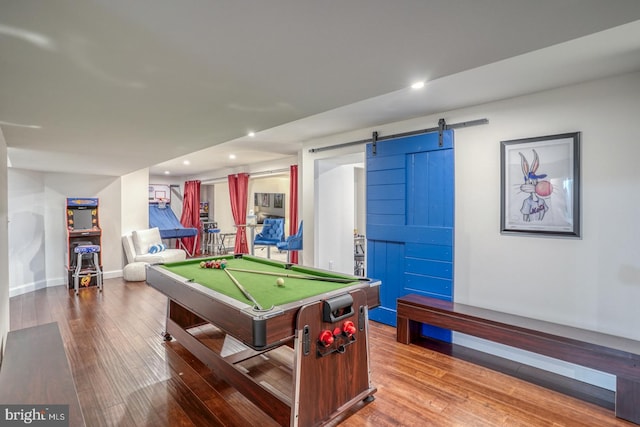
[{"left": 276, "top": 277, "right": 285, "bottom": 287}]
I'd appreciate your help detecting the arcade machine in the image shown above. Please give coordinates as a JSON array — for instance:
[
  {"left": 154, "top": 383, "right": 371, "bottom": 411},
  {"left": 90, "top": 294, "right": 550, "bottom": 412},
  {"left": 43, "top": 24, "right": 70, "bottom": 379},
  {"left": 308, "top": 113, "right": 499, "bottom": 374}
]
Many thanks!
[{"left": 65, "top": 198, "right": 102, "bottom": 289}]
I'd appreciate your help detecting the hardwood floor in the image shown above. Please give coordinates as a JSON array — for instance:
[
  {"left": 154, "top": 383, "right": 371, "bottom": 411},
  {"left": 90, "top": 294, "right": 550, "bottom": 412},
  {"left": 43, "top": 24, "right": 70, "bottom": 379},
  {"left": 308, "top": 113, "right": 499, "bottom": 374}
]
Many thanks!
[{"left": 8, "top": 279, "right": 635, "bottom": 427}]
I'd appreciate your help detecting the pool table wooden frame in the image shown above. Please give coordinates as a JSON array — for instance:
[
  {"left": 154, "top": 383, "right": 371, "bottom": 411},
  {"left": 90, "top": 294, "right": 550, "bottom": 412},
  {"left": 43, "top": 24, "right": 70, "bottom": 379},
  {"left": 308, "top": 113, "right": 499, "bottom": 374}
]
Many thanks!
[{"left": 146, "top": 256, "right": 381, "bottom": 426}]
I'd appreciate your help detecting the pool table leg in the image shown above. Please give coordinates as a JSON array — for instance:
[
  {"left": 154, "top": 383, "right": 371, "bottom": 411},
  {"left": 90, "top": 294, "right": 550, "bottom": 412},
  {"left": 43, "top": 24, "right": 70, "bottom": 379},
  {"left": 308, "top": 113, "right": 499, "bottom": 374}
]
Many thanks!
[
  {"left": 293, "top": 289, "right": 376, "bottom": 426},
  {"left": 163, "top": 300, "right": 208, "bottom": 342},
  {"left": 163, "top": 301, "right": 172, "bottom": 341}
]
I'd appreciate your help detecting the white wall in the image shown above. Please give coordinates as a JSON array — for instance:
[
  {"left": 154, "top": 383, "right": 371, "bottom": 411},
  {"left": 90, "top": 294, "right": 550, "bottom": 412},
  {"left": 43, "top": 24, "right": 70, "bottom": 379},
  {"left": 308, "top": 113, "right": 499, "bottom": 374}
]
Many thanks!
[
  {"left": 7, "top": 167, "right": 151, "bottom": 297},
  {"left": 122, "top": 169, "right": 150, "bottom": 236},
  {"left": 315, "top": 161, "right": 355, "bottom": 273},
  {"left": 354, "top": 166, "right": 365, "bottom": 237},
  {"left": 301, "top": 147, "right": 364, "bottom": 268},
  {"left": 8, "top": 170, "right": 46, "bottom": 294},
  {"left": 212, "top": 183, "right": 233, "bottom": 233},
  {"left": 453, "top": 72, "right": 640, "bottom": 339},
  {"left": 0, "top": 127, "right": 9, "bottom": 360},
  {"left": 450, "top": 72, "right": 640, "bottom": 389},
  {"left": 8, "top": 170, "right": 123, "bottom": 296},
  {"left": 302, "top": 71, "right": 640, "bottom": 389}
]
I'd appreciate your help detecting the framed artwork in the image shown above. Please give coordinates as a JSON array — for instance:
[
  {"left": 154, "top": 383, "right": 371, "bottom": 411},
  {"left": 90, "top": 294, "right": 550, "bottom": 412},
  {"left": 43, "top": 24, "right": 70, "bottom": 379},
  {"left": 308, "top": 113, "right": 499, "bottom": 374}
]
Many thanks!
[
  {"left": 273, "top": 193, "right": 284, "bottom": 209},
  {"left": 261, "top": 193, "right": 270, "bottom": 207},
  {"left": 500, "top": 132, "right": 581, "bottom": 238}
]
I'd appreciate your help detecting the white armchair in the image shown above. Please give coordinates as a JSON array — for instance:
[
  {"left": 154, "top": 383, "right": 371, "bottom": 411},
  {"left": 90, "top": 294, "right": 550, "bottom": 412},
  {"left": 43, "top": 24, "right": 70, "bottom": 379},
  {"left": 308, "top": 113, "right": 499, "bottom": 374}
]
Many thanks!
[{"left": 122, "top": 227, "right": 187, "bottom": 264}]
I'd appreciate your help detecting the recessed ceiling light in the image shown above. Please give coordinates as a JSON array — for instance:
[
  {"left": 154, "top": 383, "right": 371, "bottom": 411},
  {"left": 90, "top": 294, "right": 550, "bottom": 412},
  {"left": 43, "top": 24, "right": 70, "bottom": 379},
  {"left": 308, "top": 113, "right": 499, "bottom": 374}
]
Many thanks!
[
  {"left": 248, "top": 131, "right": 256, "bottom": 137},
  {"left": 229, "top": 154, "right": 236, "bottom": 160},
  {"left": 164, "top": 171, "right": 170, "bottom": 175},
  {"left": 183, "top": 160, "right": 190, "bottom": 165},
  {"left": 411, "top": 81, "right": 425, "bottom": 89}
]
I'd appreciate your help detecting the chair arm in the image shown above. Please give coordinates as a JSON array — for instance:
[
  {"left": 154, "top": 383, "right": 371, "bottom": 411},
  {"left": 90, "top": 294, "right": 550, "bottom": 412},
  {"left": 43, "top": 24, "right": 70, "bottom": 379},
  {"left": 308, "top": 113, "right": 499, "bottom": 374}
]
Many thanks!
[{"left": 277, "top": 235, "right": 302, "bottom": 251}]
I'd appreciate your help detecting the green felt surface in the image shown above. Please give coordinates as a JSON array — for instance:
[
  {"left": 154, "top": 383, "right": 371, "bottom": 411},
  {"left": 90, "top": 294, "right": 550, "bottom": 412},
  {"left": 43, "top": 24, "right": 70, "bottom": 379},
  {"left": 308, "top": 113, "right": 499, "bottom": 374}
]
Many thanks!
[{"left": 161, "top": 255, "right": 361, "bottom": 307}]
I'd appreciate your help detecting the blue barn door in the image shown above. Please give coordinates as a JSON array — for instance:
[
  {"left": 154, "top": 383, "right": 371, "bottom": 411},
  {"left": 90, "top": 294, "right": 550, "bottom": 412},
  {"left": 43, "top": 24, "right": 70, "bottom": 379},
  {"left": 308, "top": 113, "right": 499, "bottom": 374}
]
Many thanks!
[{"left": 367, "top": 130, "right": 454, "bottom": 341}]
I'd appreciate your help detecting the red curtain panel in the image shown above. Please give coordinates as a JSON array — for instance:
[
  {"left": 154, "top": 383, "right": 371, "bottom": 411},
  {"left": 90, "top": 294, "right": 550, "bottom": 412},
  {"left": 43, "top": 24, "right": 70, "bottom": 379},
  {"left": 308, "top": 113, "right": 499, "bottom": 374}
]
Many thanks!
[
  {"left": 228, "top": 173, "right": 249, "bottom": 254},
  {"left": 180, "top": 180, "right": 202, "bottom": 256},
  {"left": 289, "top": 165, "right": 299, "bottom": 264}
]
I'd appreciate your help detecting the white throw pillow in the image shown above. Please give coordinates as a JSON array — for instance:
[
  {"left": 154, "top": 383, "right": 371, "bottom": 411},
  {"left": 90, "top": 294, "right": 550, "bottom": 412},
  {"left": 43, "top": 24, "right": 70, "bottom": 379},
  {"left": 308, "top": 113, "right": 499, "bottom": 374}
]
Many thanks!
[{"left": 132, "top": 228, "right": 162, "bottom": 255}]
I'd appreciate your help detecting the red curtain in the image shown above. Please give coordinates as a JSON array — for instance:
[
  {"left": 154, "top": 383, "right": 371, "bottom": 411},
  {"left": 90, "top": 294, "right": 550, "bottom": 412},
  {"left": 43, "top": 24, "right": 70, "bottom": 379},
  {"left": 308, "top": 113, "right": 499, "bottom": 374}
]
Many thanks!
[
  {"left": 288, "top": 165, "right": 299, "bottom": 264},
  {"left": 228, "top": 173, "right": 249, "bottom": 254},
  {"left": 179, "top": 180, "right": 202, "bottom": 256}
]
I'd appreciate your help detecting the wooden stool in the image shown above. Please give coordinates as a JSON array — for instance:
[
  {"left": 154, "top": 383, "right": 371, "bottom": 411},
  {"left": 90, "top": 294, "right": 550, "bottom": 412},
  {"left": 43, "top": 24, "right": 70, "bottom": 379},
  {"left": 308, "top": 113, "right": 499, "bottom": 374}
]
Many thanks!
[{"left": 73, "top": 245, "right": 102, "bottom": 295}]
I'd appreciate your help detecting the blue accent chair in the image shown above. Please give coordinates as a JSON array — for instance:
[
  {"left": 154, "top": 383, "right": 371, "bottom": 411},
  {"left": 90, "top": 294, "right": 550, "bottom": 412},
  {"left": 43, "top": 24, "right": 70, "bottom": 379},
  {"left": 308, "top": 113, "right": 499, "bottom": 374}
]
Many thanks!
[
  {"left": 253, "top": 218, "right": 285, "bottom": 258},
  {"left": 276, "top": 221, "right": 303, "bottom": 262}
]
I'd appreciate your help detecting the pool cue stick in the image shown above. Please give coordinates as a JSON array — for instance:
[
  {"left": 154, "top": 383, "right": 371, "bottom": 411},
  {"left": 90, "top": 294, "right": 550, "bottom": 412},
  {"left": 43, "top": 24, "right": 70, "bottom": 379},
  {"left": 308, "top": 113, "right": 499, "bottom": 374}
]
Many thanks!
[
  {"left": 224, "top": 268, "right": 265, "bottom": 311},
  {"left": 225, "top": 267, "right": 368, "bottom": 283}
]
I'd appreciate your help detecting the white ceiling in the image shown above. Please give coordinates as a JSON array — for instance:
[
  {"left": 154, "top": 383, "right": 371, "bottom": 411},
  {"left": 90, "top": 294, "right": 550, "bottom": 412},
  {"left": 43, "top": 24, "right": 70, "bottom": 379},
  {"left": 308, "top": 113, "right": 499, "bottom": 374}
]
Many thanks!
[{"left": 2, "top": 1, "right": 640, "bottom": 178}]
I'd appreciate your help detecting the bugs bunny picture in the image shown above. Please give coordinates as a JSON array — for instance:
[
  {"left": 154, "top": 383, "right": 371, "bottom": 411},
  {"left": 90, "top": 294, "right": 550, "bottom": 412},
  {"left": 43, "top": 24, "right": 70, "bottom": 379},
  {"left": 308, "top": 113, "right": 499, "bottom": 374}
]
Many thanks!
[{"left": 519, "top": 149, "right": 552, "bottom": 221}]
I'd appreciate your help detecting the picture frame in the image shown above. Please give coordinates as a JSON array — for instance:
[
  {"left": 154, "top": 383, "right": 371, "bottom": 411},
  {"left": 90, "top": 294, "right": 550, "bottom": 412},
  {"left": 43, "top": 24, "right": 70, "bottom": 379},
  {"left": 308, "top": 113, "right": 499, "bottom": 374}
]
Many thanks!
[
  {"left": 273, "top": 193, "right": 284, "bottom": 209},
  {"left": 500, "top": 132, "right": 581, "bottom": 238}
]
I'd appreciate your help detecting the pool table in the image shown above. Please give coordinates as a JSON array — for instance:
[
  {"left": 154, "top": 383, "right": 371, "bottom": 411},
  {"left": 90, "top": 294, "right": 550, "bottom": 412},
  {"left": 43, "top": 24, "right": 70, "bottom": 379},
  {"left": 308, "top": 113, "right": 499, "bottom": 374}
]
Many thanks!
[{"left": 146, "top": 254, "right": 381, "bottom": 427}]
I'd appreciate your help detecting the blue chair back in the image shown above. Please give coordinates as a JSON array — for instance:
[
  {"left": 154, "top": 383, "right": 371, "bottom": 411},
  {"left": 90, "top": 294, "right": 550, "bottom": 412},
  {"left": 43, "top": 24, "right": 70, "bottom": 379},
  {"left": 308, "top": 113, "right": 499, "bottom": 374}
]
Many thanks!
[
  {"left": 277, "top": 221, "right": 303, "bottom": 251},
  {"left": 254, "top": 218, "right": 285, "bottom": 245}
]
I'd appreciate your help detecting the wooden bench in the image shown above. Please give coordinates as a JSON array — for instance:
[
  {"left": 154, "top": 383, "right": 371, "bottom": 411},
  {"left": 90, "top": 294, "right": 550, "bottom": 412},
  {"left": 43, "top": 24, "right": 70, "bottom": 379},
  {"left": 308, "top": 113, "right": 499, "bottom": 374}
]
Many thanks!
[
  {"left": 0, "top": 322, "right": 85, "bottom": 426},
  {"left": 396, "top": 294, "right": 640, "bottom": 425}
]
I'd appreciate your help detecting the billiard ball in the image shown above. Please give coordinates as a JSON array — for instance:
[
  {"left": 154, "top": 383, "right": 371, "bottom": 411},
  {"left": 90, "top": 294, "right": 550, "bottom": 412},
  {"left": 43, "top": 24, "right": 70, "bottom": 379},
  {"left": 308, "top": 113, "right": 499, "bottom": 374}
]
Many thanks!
[
  {"left": 276, "top": 277, "right": 285, "bottom": 287},
  {"left": 199, "top": 261, "right": 206, "bottom": 268}
]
